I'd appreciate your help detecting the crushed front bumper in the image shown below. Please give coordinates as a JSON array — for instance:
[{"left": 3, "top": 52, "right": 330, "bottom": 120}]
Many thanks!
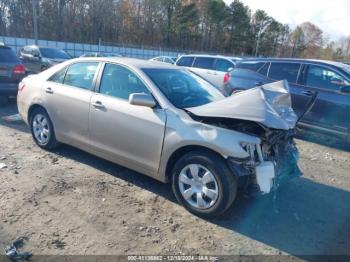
[{"left": 228, "top": 138, "right": 301, "bottom": 195}]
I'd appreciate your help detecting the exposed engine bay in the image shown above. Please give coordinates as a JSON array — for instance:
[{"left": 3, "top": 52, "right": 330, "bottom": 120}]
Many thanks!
[
  {"left": 189, "top": 115, "right": 302, "bottom": 195},
  {"left": 185, "top": 81, "right": 310, "bottom": 195}
]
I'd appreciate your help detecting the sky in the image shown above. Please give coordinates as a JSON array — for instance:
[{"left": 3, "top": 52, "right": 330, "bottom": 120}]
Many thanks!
[{"left": 224, "top": 0, "right": 350, "bottom": 40}]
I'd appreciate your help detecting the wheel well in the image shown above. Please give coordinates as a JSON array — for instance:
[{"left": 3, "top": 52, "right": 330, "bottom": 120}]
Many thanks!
[
  {"left": 28, "top": 104, "right": 46, "bottom": 123},
  {"left": 165, "top": 145, "right": 224, "bottom": 180}
]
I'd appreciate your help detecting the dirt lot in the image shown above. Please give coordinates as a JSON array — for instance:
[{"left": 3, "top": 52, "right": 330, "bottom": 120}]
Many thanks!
[{"left": 0, "top": 99, "right": 350, "bottom": 257}]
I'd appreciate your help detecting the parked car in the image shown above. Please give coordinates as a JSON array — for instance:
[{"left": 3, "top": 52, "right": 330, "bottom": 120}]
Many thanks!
[
  {"left": 175, "top": 54, "right": 241, "bottom": 89},
  {"left": 0, "top": 43, "right": 26, "bottom": 99},
  {"left": 17, "top": 57, "right": 300, "bottom": 218},
  {"left": 149, "top": 56, "right": 178, "bottom": 64},
  {"left": 18, "top": 45, "right": 71, "bottom": 73},
  {"left": 80, "top": 52, "right": 122, "bottom": 58},
  {"left": 223, "top": 58, "right": 350, "bottom": 139}
]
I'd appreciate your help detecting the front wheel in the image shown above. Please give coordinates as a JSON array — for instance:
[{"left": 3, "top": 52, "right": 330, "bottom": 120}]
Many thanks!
[
  {"left": 29, "top": 108, "right": 59, "bottom": 150},
  {"left": 171, "top": 150, "right": 237, "bottom": 218}
]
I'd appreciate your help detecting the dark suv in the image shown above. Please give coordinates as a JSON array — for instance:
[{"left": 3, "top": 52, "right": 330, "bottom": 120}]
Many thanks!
[
  {"left": 18, "top": 45, "right": 71, "bottom": 73},
  {"left": 0, "top": 44, "right": 26, "bottom": 99},
  {"left": 224, "top": 58, "right": 350, "bottom": 139}
]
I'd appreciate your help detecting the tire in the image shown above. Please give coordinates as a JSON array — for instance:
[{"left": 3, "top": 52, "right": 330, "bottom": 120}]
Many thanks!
[
  {"left": 29, "top": 107, "right": 59, "bottom": 150},
  {"left": 171, "top": 150, "right": 237, "bottom": 218}
]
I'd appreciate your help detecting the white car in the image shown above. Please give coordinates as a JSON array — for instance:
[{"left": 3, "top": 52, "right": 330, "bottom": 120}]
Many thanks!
[{"left": 175, "top": 54, "right": 241, "bottom": 89}]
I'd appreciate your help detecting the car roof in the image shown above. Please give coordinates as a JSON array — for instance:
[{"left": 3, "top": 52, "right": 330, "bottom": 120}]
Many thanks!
[
  {"left": 72, "top": 57, "right": 178, "bottom": 69},
  {"left": 179, "top": 54, "right": 237, "bottom": 60},
  {"left": 239, "top": 57, "right": 347, "bottom": 68}
]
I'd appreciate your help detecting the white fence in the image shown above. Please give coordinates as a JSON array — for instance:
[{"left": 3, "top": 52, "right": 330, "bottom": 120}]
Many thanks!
[{"left": 0, "top": 36, "right": 181, "bottom": 59}]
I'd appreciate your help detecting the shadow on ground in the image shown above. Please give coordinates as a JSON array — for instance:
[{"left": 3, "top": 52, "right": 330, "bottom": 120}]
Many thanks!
[
  {"left": 53, "top": 144, "right": 350, "bottom": 256},
  {"left": 1, "top": 100, "right": 350, "bottom": 255},
  {"left": 0, "top": 98, "right": 29, "bottom": 133}
]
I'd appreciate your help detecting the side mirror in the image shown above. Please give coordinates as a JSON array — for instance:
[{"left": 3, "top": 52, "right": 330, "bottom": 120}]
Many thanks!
[
  {"left": 227, "top": 67, "right": 234, "bottom": 72},
  {"left": 340, "top": 85, "right": 350, "bottom": 94},
  {"left": 129, "top": 93, "right": 156, "bottom": 108}
]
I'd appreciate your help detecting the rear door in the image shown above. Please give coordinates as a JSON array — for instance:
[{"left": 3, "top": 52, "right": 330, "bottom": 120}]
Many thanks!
[
  {"left": 43, "top": 62, "right": 100, "bottom": 146},
  {"left": 190, "top": 57, "right": 221, "bottom": 87},
  {"left": 300, "top": 64, "right": 350, "bottom": 136},
  {"left": 89, "top": 63, "right": 166, "bottom": 175}
]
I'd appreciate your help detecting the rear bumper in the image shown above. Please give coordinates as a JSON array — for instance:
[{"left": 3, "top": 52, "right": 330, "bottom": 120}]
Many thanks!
[{"left": 0, "top": 82, "right": 18, "bottom": 96}]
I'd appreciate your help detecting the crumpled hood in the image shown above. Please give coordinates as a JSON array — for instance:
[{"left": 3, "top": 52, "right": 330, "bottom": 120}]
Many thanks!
[{"left": 186, "top": 80, "right": 298, "bottom": 130}]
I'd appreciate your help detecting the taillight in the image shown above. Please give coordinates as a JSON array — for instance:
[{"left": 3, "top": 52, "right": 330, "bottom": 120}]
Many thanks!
[
  {"left": 13, "top": 64, "right": 26, "bottom": 75},
  {"left": 18, "top": 82, "right": 25, "bottom": 92},
  {"left": 223, "top": 72, "right": 230, "bottom": 84}
]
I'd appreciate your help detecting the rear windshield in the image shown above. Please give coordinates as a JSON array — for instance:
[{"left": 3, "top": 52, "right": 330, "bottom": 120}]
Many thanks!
[
  {"left": 40, "top": 48, "right": 71, "bottom": 59},
  {"left": 0, "top": 47, "right": 20, "bottom": 63}
]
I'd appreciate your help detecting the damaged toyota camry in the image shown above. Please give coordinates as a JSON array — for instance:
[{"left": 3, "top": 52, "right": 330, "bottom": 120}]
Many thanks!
[{"left": 17, "top": 57, "right": 301, "bottom": 218}]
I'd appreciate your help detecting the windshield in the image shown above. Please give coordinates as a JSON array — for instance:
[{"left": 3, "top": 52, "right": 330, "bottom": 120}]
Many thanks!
[
  {"left": 143, "top": 68, "right": 224, "bottom": 108},
  {"left": 40, "top": 48, "right": 70, "bottom": 59}
]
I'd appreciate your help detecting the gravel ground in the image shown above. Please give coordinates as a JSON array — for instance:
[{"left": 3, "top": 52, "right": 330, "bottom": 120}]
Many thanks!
[{"left": 0, "top": 99, "right": 349, "bottom": 257}]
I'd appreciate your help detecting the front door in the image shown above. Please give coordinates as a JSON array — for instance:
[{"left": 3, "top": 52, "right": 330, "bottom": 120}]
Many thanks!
[
  {"left": 89, "top": 63, "right": 166, "bottom": 174},
  {"left": 301, "top": 64, "right": 350, "bottom": 136}
]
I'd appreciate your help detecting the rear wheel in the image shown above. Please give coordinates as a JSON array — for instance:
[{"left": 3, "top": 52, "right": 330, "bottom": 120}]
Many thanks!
[
  {"left": 29, "top": 108, "right": 59, "bottom": 149},
  {"left": 171, "top": 150, "right": 237, "bottom": 218}
]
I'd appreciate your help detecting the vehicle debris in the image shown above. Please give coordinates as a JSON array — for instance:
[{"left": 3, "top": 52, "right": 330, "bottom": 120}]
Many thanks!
[
  {"left": 187, "top": 81, "right": 302, "bottom": 195},
  {"left": 4, "top": 238, "right": 32, "bottom": 261}
]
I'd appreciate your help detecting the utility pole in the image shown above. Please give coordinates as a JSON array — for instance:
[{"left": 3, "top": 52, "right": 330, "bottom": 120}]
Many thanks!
[
  {"left": 255, "top": 28, "right": 261, "bottom": 57},
  {"left": 32, "top": 0, "right": 39, "bottom": 44}
]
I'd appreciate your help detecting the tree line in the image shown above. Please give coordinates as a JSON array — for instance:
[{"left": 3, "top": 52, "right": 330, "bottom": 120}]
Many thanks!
[{"left": 0, "top": 0, "right": 349, "bottom": 61}]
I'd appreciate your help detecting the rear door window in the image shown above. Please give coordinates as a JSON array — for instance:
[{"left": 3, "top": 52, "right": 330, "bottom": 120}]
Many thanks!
[
  {"left": 214, "top": 59, "right": 234, "bottom": 72},
  {"left": 0, "top": 47, "right": 20, "bottom": 63},
  {"left": 176, "top": 56, "right": 194, "bottom": 67},
  {"left": 306, "top": 65, "right": 350, "bottom": 91},
  {"left": 193, "top": 57, "right": 215, "bottom": 70},
  {"left": 63, "top": 62, "right": 99, "bottom": 90},
  {"left": 48, "top": 67, "right": 67, "bottom": 84},
  {"left": 268, "top": 62, "right": 301, "bottom": 83}
]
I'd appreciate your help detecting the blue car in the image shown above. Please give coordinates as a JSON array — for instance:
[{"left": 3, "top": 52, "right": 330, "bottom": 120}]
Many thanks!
[{"left": 223, "top": 58, "right": 350, "bottom": 140}]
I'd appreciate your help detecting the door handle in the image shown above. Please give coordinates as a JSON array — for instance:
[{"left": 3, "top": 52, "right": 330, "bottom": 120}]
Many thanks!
[
  {"left": 255, "top": 81, "right": 264, "bottom": 86},
  {"left": 92, "top": 101, "right": 105, "bottom": 109},
  {"left": 301, "top": 90, "right": 314, "bottom": 96},
  {"left": 45, "top": 87, "right": 53, "bottom": 94}
]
